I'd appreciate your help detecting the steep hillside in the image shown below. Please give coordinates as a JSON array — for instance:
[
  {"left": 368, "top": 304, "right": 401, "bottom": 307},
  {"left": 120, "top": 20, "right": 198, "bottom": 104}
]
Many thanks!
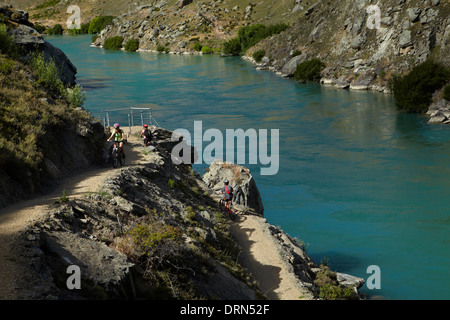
[
  {"left": 12, "top": 1, "right": 449, "bottom": 90},
  {"left": 247, "top": 0, "right": 450, "bottom": 93},
  {"left": 34, "top": 0, "right": 446, "bottom": 94},
  {"left": 10, "top": 0, "right": 303, "bottom": 30},
  {"left": 0, "top": 7, "right": 106, "bottom": 208}
]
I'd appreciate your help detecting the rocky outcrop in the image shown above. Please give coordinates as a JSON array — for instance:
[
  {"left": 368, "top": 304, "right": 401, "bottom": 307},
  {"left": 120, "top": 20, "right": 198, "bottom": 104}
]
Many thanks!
[
  {"left": 202, "top": 159, "right": 264, "bottom": 216},
  {"left": 178, "top": 0, "right": 193, "bottom": 8},
  {"left": 280, "top": 54, "right": 307, "bottom": 77},
  {"left": 246, "top": 0, "right": 449, "bottom": 94},
  {"left": 267, "top": 224, "right": 365, "bottom": 296},
  {"left": 427, "top": 98, "right": 450, "bottom": 124},
  {"left": 3, "top": 7, "right": 77, "bottom": 85}
]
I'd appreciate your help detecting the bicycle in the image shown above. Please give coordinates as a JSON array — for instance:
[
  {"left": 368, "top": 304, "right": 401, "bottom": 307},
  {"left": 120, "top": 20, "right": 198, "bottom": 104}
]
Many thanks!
[
  {"left": 111, "top": 141, "right": 125, "bottom": 168},
  {"left": 219, "top": 198, "right": 237, "bottom": 221}
]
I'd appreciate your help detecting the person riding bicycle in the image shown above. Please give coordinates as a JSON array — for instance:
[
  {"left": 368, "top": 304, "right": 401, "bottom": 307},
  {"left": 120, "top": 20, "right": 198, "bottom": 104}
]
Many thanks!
[
  {"left": 107, "top": 123, "right": 126, "bottom": 158},
  {"left": 140, "top": 124, "right": 152, "bottom": 147},
  {"left": 220, "top": 180, "right": 233, "bottom": 211}
]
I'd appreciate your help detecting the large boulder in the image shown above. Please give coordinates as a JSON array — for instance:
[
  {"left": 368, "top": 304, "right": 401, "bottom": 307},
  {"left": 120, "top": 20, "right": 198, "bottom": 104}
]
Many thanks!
[
  {"left": 350, "top": 72, "right": 375, "bottom": 90},
  {"left": 202, "top": 159, "right": 264, "bottom": 215},
  {"left": 8, "top": 24, "right": 77, "bottom": 85},
  {"left": 406, "top": 8, "right": 422, "bottom": 23},
  {"left": 42, "top": 41, "right": 77, "bottom": 86},
  {"left": 44, "top": 231, "right": 136, "bottom": 299},
  {"left": 280, "top": 54, "right": 306, "bottom": 77},
  {"left": 178, "top": 0, "right": 193, "bottom": 8}
]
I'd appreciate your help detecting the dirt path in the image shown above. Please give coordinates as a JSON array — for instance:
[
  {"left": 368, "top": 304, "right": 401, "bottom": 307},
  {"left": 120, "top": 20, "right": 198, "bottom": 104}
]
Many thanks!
[
  {"left": 229, "top": 213, "right": 313, "bottom": 300},
  {"left": 0, "top": 127, "right": 148, "bottom": 299},
  {"left": 1, "top": 126, "right": 311, "bottom": 300}
]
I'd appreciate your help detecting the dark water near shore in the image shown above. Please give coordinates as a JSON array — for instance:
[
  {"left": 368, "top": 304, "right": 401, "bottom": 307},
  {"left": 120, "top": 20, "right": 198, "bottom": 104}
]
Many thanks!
[{"left": 47, "top": 35, "right": 449, "bottom": 300}]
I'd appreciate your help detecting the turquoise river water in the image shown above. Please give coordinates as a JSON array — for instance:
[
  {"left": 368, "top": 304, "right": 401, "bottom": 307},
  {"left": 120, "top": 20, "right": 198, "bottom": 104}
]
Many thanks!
[{"left": 46, "top": 35, "right": 449, "bottom": 300}]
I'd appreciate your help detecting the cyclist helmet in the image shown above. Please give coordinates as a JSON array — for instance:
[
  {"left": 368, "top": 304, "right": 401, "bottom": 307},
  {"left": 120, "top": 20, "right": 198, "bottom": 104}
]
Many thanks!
[
  {"left": 144, "top": 124, "right": 148, "bottom": 128},
  {"left": 114, "top": 123, "right": 120, "bottom": 128}
]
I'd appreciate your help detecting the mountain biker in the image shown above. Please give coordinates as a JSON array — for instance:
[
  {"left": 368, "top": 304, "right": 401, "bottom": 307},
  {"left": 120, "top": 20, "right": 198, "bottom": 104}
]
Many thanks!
[
  {"left": 140, "top": 124, "right": 152, "bottom": 147},
  {"left": 220, "top": 180, "right": 233, "bottom": 211},
  {"left": 107, "top": 123, "right": 126, "bottom": 158}
]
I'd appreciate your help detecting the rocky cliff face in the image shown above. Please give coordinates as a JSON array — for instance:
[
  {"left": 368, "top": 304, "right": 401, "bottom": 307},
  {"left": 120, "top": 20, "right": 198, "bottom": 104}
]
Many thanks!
[
  {"left": 88, "top": 0, "right": 449, "bottom": 94},
  {"left": 11, "top": 1, "right": 449, "bottom": 93},
  {"left": 247, "top": 0, "right": 449, "bottom": 93}
]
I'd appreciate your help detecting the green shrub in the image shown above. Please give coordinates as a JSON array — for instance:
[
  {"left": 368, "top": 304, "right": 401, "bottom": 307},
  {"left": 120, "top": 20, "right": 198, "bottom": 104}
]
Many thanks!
[
  {"left": 292, "top": 49, "right": 302, "bottom": 57},
  {"left": 124, "top": 39, "right": 139, "bottom": 52},
  {"left": 314, "top": 266, "right": 359, "bottom": 300},
  {"left": 0, "top": 57, "right": 15, "bottom": 74},
  {"left": 66, "top": 85, "right": 86, "bottom": 108},
  {"left": 29, "top": 51, "right": 65, "bottom": 95},
  {"left": 58, "top": 189, "right": 69, "bottom": 203},
  {"left": 252, "top": 50, "right": 265, "bottom": 62},
  {"left": 318, "top": 283, "right": 359, "bottom": 300},
  {"left": 223, "top": 23, "right": 288, "bottom": 55},
  {"left": 442, "top": 84, "right": 450, "bottom": 101},
  {"left": 35, "top": 0, "right": 61, "bottom": 10},
  {"left": 68, "top": 22, "right": 90, "bottom": 35},
  {"left": 103, "top": 36, "right": 123, "bottom": 50},
  {"left": 47, "top": 24, "right": 64, "bottom": 35},
  {"left": 201, "top": 45, "right": 212, "bottom": 54},
  {"left": 88, "top": 16, "right": 115, "bottom": 34},
  {"left": 156, "top": 44, "right": 169, "bottom": 53},
  {"left": 127, "top": 224, "right": 182, "bottom": 257},
  {"left": 238, "top": 23, "right": 289, "bottom": 52},
  {"left": 47, "top": 24, "right": 63, "bottom": 35},
  {"left": 33, "top": 23, "right": 46, "bottom": 34},
  {"left": 80, "top": 22, "right": 90, "bottom": 34},
  {"left": 223, "top": 38, "right": 242, "bottom": 55},
  {"left": 294, "top": 58, "right": 325, "bottom": 83},
  {"left": 91, "top": 35, "right": 99, "bottom": 43},
  {"left": 0, "top": 13, "right": 7, "bottom": 24},
  {"left": 193, "top": 42, "right": 202, "bottom": 51},
  {"left": 392, "top": 60, "right": 450, "bottom": 113},
  {"left": 0, "top": 24, "right": 18, "bottom": 58}
]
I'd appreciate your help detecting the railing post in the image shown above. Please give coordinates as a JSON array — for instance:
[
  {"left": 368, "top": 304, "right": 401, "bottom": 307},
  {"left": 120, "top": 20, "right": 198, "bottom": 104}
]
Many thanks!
[
  {"left": 106, "top": 111, "right": 110, "bottom": 127},
  {"left": 128, "top": 114, "right": 131, "bottom": 135}
]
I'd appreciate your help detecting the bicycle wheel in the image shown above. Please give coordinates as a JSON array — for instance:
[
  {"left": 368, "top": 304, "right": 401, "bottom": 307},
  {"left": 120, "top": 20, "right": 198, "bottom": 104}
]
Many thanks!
[
  {"left": 112, "top": 150, "right": 119, "bottom": 168},
  {"left": 229, "top": 207, "right": 236, "bottom": 221},
  {"left": 119, "top": 152, "right": 125, "bottom": 167}
]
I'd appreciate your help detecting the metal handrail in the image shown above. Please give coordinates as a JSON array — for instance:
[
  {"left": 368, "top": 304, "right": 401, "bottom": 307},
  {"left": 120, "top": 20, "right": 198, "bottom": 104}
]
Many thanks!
[{"left": 89, "top": 107, "right": 161, "bottom": 132}]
